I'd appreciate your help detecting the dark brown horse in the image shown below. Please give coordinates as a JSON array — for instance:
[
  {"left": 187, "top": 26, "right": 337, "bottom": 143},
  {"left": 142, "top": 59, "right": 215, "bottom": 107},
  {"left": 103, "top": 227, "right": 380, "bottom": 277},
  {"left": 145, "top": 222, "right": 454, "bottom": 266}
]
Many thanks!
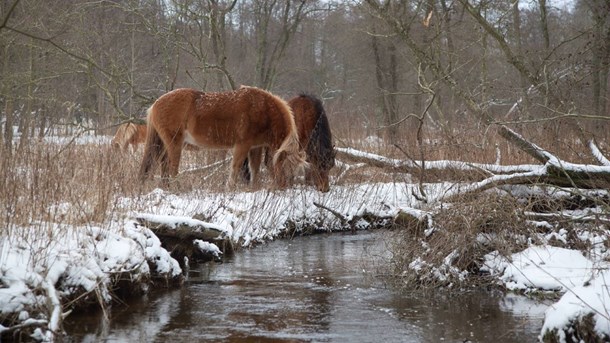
[
  {"left": 245, "top": 94, "right": 335, "bottom": 192},
  {"left": 139, "top": 86, "right": 307, "bottom": 188}
]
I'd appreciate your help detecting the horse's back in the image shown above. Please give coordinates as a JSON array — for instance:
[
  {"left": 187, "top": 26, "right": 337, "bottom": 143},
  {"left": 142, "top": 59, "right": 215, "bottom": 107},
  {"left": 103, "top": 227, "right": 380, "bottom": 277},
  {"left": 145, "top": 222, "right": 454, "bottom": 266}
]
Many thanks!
[
  {"left": 151, "top": 88, "right": 201, "bottom": 121},
  {"left": 189, "top": 86, "right": 295, "bottom": 149}
]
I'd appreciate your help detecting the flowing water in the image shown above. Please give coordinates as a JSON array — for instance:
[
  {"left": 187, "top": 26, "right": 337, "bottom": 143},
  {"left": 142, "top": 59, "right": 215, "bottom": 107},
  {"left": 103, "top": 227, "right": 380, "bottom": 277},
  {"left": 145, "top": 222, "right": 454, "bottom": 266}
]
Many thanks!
[{"left": 65, "top": 231, "right": 547, "bottom": 342}]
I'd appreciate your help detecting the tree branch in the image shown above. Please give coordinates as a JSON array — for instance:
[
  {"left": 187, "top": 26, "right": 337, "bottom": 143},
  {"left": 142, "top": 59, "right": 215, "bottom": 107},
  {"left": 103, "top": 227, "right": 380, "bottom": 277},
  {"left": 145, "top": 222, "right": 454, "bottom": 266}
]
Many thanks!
[{"left": 0, "top": 0, "right": 20, "bottom": 30}]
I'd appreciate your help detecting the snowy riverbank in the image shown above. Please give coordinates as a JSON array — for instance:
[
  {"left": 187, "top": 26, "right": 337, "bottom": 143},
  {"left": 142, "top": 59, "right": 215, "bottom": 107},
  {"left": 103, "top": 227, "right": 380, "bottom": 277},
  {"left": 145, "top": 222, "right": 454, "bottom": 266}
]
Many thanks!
[{"left": 1, "top": 182, "right": 609, "bottom": 342}]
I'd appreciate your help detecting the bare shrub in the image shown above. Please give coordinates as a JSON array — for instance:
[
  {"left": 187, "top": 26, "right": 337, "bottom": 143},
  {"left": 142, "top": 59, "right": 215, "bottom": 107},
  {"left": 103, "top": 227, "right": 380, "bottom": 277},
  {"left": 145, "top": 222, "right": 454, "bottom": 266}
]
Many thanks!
[{"left": 387, "top": 193, "right": 533, "bottom": 290}]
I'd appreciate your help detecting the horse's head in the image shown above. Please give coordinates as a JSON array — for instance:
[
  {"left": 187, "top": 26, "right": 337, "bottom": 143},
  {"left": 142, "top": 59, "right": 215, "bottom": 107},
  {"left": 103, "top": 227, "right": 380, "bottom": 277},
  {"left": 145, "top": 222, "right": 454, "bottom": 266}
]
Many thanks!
[
  {"left": 311, "top": 168, "right": 331, "bottom": 193},
  {"left": 309, "top": 146, "right": 335, "bottom": 193},
  {"left": 273, "top": 149, "right": 308, "bottom": 188}
]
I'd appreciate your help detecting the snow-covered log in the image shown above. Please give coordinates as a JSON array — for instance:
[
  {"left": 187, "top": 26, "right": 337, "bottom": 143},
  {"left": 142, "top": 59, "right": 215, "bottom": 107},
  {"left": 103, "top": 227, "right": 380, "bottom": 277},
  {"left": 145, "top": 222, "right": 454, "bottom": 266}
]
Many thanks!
[
  {"left": 335, "top": 147, "right": 537, "bottom": 175},
  {"left": 339, "top": 127, "right": 610, "bottom": 199},
  {"left": 497, "top": 128, "right": 610, "bottom": 189},
  {"left": 524, "top": 211, "right": 610, "bottom": 225},
  {"left": 440, "top": 167, "right": 610, "bottom": 202},
  {"left": 135, "top": 213, "right": 229, "bottom": 241},
  {"left": 135, "top": 213, "right": 233, "bottom": 264}
]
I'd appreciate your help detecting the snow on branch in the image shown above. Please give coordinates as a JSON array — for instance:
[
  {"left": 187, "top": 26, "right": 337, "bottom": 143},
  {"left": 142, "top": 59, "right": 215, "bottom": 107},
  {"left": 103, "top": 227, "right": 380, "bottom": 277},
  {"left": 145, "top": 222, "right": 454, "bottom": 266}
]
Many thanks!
[
  {"left": 497, "top": 126, "right": 553, "bottom": 164},
  {"left": 335, "top": 147, "right": 537, "bottom": 175},
  {"left": 589, "top": 140, "right": 610, "bottom": 167},
  {"left": 437, "top": 167, "right": 548, "bottom": 202}
]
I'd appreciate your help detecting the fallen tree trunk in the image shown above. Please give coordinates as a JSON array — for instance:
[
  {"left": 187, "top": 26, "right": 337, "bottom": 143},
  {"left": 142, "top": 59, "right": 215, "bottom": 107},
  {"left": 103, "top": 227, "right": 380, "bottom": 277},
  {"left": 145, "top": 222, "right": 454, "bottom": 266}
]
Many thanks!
[
  {"left": 497, "top": 125, "right": 551, "bottom": 164},
  {"left": 498, "top": 127, "right": 610, "bottom": 188},
  {"left": 135, "top": 213, "right": 232, "bottom": 264},
  {"left": 135, "top": 213, "right": 227, "bottom": 241},
  {"left": 335, "top": 147, "right": 538, "bottom": 175},
  {"left": 524, "top": 211, "right": 610, "bottom": 225},
  {"left": 337, "top": 127, "right": 610, "bottom": 197}
]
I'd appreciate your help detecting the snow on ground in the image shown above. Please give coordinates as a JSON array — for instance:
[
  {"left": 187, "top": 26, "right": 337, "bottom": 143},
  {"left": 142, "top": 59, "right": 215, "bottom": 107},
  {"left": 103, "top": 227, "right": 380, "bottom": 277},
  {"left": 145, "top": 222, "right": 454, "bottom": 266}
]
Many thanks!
[
  {"left": 483, "top": 244, "right": 610, "bottom": 341},
  {"left": 483, "top": 246, "right": 596, "bottom": 292},
  {"left": 541, "top": 270, "right": 610, "bottom": 341},
  {"left": 0, "top": 179, "right": 423, "bottom": 340},
  {"left": 1, "top": 136, "right": 609, "bottom": 341},
  {"left": 0, "top": 220, "right": 181, "bottom": 339},
  {"left": 3, "top": 179, "right": 610, "bottom": 341},
  {"left": 119, "top": 182, "right": 420, "bottom": 246},
  {"left": 44, "top": 134, "right": 110, "bottom": 146}
]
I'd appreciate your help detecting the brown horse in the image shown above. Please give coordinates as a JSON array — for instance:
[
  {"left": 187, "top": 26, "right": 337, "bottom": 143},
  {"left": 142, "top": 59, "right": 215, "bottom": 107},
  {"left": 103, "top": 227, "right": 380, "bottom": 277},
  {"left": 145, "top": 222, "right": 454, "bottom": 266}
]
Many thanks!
[
  {"left": 245, "top": 94, "right": 335, "bottom": 192},
  {"left": 139, "top": 86, "right": 307, "bottom": 188},
  {"left": 111, "top": 123, "right": 147, "bottom": 152}
]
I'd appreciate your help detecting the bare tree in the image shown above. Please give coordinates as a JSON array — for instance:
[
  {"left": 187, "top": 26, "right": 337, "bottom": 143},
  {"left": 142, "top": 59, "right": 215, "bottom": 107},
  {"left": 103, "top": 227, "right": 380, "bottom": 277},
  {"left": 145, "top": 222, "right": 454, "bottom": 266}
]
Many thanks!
[{"left": 251, "top": 0, "right": 308, "bottom": 89}]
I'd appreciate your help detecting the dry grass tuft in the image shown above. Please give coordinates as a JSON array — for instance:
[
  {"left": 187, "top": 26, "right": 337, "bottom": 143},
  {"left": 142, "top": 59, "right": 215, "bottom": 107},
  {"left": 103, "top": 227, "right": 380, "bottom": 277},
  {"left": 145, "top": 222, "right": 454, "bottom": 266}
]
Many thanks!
[
  {"left": 0, "top": 138, "right": 238, "bottom": 237},
  {"left": 1, "top": 142, "right": 140, "bottom": 231}
]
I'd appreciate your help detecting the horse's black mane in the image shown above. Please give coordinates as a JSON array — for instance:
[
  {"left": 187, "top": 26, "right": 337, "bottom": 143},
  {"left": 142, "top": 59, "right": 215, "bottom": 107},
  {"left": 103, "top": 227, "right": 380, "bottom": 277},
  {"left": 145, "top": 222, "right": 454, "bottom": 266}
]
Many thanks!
[{"left": 297, "top": 94, "right": 335, "bottom": 171}]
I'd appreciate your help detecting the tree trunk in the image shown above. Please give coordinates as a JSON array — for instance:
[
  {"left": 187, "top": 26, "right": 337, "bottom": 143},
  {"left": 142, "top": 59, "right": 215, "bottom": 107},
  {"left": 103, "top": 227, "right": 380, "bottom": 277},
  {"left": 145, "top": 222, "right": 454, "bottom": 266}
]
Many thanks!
[
  {"left": 371, "top": 28, "right": 399, "bottom": 142},
  {"left": 512, "top": 0, "right": 530, "bottom": 116}
]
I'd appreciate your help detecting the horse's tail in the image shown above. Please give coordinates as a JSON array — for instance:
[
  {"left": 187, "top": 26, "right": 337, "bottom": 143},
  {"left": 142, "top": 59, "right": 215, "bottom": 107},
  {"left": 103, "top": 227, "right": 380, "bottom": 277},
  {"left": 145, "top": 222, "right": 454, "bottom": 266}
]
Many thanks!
[
  {"left": 138, "top": 106, "right": 164, "bottom": 180},
  {"left": 273, "top": 113, "right": 308, "bottom": 174},
  {"left": 112, "top": 123, "right": 138, "bottom": 151},
  {"left": 272, "top": 94, "right": 308, "bottom": 172}
]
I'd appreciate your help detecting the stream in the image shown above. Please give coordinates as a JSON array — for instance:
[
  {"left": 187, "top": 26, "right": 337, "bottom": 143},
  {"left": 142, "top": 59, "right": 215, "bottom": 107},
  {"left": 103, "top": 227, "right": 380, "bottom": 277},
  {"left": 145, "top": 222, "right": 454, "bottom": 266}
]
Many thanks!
[{"left": 65, "top": 231, "right": 547, "bottom": 342}]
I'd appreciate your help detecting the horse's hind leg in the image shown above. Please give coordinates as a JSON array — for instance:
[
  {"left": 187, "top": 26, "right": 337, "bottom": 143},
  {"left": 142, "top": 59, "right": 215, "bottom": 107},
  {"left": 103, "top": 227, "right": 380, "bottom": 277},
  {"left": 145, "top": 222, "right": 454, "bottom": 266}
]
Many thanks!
[
  {"left": 164, "top": 140, "right": 184, "bottom": 179},
  {"left": 156, "top": 129, "right": 185, "bottom": 181},
  {"left": 229, "top": 144, "right": 251, "bottom": 188},
  {"left": 246, "top": 147, "right": 264, "bottom": 186},
  {"left": 238, "top": 159, "right": 251, "bottom": 184},
  {"left": 139, "top": 125, "right": 164, "bottom": 180}
]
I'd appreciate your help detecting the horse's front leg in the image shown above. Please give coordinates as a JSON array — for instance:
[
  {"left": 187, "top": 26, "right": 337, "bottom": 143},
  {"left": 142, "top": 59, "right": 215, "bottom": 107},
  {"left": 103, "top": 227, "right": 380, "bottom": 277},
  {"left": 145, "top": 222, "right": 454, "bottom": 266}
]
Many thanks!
[{"left": 229, "top": 144, "right": 251, "bottom": 189}]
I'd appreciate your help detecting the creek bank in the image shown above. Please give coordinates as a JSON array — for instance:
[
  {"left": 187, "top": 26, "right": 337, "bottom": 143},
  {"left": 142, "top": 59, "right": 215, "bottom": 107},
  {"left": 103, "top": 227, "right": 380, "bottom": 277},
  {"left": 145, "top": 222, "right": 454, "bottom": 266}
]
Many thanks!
[
  {"left": 0, "top": 221, "right": 183, "bottom": 342},
  {"left": 2, "top": 183, "right": 609, "bottom": 342}
]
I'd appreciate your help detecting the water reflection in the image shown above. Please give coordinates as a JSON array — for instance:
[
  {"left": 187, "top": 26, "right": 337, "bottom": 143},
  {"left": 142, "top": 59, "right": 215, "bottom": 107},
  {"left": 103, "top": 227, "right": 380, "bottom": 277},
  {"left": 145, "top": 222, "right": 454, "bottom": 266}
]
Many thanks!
[{"left": 65, "top": 231, "right": 545, "bottom": 342}]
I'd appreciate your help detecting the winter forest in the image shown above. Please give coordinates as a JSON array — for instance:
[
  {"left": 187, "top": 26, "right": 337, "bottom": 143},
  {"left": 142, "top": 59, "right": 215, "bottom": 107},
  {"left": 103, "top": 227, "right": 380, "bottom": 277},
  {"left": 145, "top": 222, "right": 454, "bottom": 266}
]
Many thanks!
[
  {"left": 1, "top": 0, "right": 610, "bottom": 342},
  {"left": 1, "top": 0, "right": 608, "bottom": 140}
]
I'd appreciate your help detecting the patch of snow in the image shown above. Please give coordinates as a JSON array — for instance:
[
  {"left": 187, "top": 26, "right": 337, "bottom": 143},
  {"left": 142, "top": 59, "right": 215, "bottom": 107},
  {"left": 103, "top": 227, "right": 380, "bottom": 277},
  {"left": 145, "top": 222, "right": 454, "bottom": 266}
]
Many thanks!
[
  {"left": 44, "top": 133, "right": 111, "bottom": 146},
  {"left": 541, "top": 270, "right": 610, "bottom": 341},
  {"left": 193, "top": 240, "right": 222, "bottom": 258},
  {"left": 484, "top": 246, "right": 596, "bottom": 292},
  {"left": 0, "top": 220, "right": 181, "bottom": 337},
  {"left": 363, "top": 135, "right": 384, "bottom": 148}
]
